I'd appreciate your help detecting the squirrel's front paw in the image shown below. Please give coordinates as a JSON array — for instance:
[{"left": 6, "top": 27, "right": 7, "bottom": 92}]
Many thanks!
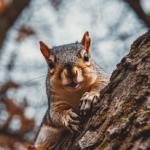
[
  {"left": 62, "top": 109, "right": 81, "bottom": 133},
  {"left": 79, "top": 92, "right": 100, "bottom": 115}
]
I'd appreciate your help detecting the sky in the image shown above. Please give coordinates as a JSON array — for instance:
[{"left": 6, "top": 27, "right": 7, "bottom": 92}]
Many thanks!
[{"left": 0, "top": 0, "right": 149, "bottom": 130}]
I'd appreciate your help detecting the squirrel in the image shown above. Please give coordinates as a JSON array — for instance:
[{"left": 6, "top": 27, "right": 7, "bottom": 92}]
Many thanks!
[{"left": 33, "top": 31, "right": 109, "bottom": 150}]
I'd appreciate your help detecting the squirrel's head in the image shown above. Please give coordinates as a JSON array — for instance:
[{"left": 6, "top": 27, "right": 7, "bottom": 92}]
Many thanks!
[{"left": 40, "top": 31, "right": 97, "bottom": 91}]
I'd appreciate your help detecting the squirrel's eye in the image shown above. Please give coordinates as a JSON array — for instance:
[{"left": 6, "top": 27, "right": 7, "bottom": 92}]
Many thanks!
[
  {"left": 84, "top": 53, "right": 89, "bottom": 62},
  {"left": 49, "top": 60, "right": 54, "bottom": 69}
]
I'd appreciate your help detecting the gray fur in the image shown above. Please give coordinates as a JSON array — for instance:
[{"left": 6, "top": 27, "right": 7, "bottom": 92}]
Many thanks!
[{"left": 51, "top": 42, "right": 84, "bottom": 67}]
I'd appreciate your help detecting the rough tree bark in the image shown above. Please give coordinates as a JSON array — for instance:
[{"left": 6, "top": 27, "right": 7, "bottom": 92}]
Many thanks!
[{"left": 49, "top": 29, "right": 150, "bottom": 150}]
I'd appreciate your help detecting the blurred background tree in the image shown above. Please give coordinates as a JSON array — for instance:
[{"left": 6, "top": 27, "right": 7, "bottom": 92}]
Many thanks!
[{"left": 0, "top": 0, "right": 149, "bottom": 149}]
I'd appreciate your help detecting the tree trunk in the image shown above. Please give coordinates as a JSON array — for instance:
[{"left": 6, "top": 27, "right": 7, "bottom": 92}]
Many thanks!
[{"left": 49, "top": 29, "right": 150, "bottom": 150}]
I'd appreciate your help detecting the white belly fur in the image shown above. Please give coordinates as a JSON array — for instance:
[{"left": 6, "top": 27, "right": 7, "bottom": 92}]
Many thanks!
[{"left": 34, "top": 125, "right": 64, "bottom": 150}]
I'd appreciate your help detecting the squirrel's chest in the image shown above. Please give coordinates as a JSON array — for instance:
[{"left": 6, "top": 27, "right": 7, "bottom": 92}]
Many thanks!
[{"left": 59, "top": 86, "right": 91, "bottom": 114}]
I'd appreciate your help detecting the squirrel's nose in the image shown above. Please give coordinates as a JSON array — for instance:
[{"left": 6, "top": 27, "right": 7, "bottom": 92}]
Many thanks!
[
  {"left": 64, "top": 63, "right": 72, "bottom": 73},
  {"left": 65, "top": 71, "right": 77, "bottom": 79},
  {"left": 64, "top": 64, "right": 77, "bottom": 79}
]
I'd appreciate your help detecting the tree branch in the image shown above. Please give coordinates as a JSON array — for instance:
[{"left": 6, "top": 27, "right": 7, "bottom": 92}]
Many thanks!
[
  {"left": 0, "top": 0, "right": 31, "bottom": 54},
  {"left": 124, "top": 0, "right": 150, "bottom": 27}
]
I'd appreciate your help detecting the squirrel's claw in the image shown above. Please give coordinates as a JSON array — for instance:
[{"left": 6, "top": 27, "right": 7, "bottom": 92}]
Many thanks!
[
  {"left": 68, "top": 124, "right": 82, "bottom": 134},
  {"left": 79, "top": 92, "right": 100, "bottom": 115},
  {"left": 63, "top": 109, "right": 81, "bottom": 133}
]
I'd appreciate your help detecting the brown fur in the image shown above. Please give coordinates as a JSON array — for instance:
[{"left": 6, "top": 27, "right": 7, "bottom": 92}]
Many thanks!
[{"left": 34, "top": 31, "right": 110, "bottom": 150}]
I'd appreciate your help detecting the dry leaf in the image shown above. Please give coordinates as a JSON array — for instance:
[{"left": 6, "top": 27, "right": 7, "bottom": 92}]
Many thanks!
[
  {"left": 26, "top": 146, "right": 37, "bottom": 150},
  {"left": 0, "top": 0, "right": 9, "bottom": 15},
  {"left": 16, "top": 25, "right": 35, "bottom": 41}
]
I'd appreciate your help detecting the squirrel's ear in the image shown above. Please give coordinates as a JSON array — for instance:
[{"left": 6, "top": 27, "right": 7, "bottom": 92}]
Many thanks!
[
  {"left": 39, "top": 41, "right": 51, "bottom": 63},
  {"left": 81, "top": 31, "right": 91, "bottom": 56}
]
